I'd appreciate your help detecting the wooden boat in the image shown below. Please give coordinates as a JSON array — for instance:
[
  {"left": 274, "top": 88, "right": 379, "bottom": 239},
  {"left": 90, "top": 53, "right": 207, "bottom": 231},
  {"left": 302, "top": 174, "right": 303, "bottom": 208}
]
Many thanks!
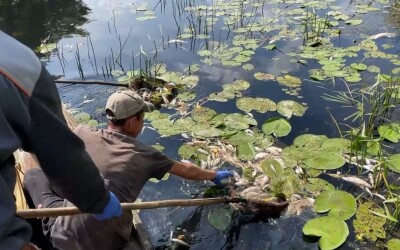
[{"left": 13, "top": 107, "right": 153, "bottom": 250}]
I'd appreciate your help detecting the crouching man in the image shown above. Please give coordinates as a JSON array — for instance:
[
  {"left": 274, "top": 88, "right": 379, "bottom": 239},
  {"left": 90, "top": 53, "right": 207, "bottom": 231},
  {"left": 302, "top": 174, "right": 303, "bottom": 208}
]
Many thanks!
[{"left": 24, "top": 90, "right": 234, "bottom": 250}]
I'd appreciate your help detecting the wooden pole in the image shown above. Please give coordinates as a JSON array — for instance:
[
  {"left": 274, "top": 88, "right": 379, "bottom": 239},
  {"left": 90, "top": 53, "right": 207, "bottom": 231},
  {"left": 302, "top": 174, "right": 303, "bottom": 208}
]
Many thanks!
[
  {"left": 17, "top": 197, "right": 231, "bottom": 219},
  {"left": 55, "top": 79, "right": 128, "bottom": 87}
]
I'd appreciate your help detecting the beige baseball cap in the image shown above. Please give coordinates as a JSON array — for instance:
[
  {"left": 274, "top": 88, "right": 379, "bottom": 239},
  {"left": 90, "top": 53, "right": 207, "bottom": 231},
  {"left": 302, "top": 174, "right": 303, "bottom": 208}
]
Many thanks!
[{"left": 105, "top": 90, "right": 155, "bottom": 120}]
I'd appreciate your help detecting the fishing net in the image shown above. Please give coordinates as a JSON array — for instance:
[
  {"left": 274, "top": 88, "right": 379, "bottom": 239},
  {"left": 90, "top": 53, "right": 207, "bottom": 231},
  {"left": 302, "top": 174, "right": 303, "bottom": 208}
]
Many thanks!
[{"left": 225, "top": 196, "right": 289, "bottom": 218}]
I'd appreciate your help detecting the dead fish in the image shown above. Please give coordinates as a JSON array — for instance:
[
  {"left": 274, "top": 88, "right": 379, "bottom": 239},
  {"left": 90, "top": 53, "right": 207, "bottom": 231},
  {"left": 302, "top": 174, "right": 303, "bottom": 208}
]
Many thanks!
[
  {"left": 295, "top": 166, "right": 304, "bottom": 175},
  {"left": 370, "top": 32, "right": 395, "bottom": 40},
  {"left": 254, "top": 152, "right": 269, "bottom": 161},
  {"left": 197, "top": 148, "right": 209, "bottom": 155},
  {"left": 266, "top": 147, "right": 282, "bottom": 156},
  {"left": 168, "top": 39, "right": 187, "bottom": 44},
  {"left": 240, "top": 186, "right": 262, "bottom": 197},
  {"left": 282, "top": 198, "right": 314, "bottom": 216},
  {"left": 235, "top": 178, "right": 250, "bottom": 187},
  {"left": 372, "top": 192, "right": 386, "bottom": 201},
  {"left": 255, "top": 175, "right": 270, "bottom": 188},
  {"left": 330, "top": 174, "right": 372, "bottom": 189},
  {"left": 210, "top": 158, "right": 222, "bottom": 168},
  {"left": 171, "top": 238, "right": 191, "bottom": 247}
]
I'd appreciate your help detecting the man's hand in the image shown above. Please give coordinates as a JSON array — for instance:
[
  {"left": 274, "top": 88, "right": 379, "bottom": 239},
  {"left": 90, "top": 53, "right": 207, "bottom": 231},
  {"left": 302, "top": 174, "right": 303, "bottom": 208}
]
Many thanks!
[
  {"left": 211, "top": 171, "right": 234, "bottom": 186},
  {"left": 94, "top": 191, "right": 122, "bottom": 220}
]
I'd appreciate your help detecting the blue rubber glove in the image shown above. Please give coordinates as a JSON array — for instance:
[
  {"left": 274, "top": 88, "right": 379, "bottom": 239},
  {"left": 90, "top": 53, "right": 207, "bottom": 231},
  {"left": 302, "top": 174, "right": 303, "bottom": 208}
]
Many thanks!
[
  {"left": 94, "top": 191, "right": 122, "bottom": 220},
  {"left": 211, "top": 171, "right": 234, "bottom": 186}
]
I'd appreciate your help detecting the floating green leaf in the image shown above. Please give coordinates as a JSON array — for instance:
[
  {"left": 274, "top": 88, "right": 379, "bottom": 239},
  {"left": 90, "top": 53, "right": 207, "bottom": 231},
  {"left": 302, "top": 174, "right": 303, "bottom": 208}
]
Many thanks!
[
  {"left": 226, "top": 131, "right": 256, "bottom": 146},
  {"left": 224, "top": 113, "right": 257, "bottom": 130},
  {"left": 192, "top": 107, "right": 217, "bottom": 122},
  {"left": 276, "top": 75, "right": 302, "bottom": 87},
  {"left": 388, "top": 238, "right": 400, "bottom": 250},
  {"left": 277, "top": 100, "right": 307, "bottom": 118},
  {"left": 74, "top": 112, "right": 91, "bottom": 124},
  {"left": 303, "top": 151, "right": 346, "bottom": 170},
  {"left": 264, "top": 44, "right": 277, "bottom": 50},
  {"left": 261, "top": 118, "right": 291, "bottom": 137},
  {"left": 303, "top": 216, "right": 349, "bottom": 250},
  {"left": 350, "top": 63, "right": 367, "bottom": 71},
  {"left": 345, "top": 19, "right": 363, "bottom": 25},
  {"left": 242, "top": 63, "right": 254, "bottom": 71},
  {"left": 191, "top": 123, "right": 224, "bottom": 138},
  {"left": 197, "top": 49, "right": 212, "bottom": 56},
  {"left": 237, "top": 143, "right": 256, "bottom": 161},
  {"left": 305, "top": 178, "right": 335, "bottom": 195},
  {"left": 314, "top": 190, "right": 357, "bottom": 220},
  {"left": 387, "top": 154, "right": 400, "bottom": 173},
  {"left": 378, "top": 123, "right": 400, "bottom": 143},
  {"left": 180, "top": 75, "right": 199, "bottom": 87},
  {"left": 151, "top": 144, "right": 165, "bottom": 151},
  {"left": 270, "top": 174, "right": 301, "bottom": 197},
  {"left": 208, "top": 207, "right": 232, "bottom": 231},
  {"left": 37, "top": 43, "right": 57, "bottom": 54},
  {"left": 236, "top": 97, "right": 276, "bottom": 113},
  {"left": 254, "top": 72, "right": 275, "bottom": 81},
  {"left": 261, "top": 158, "right": 284, "bottom": 178},
  {"left": 178, "top": 144, "right": 197, "bottom": 159},
  {"left": 353, "top": 201, "right": 386, "bottom": 242},
  {"left": 177, "top": 91, "right": 196, "bottom": 101}
]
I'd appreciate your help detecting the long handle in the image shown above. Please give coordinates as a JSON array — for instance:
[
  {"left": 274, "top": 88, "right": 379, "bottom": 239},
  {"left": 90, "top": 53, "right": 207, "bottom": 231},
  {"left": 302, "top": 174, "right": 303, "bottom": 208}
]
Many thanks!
[
  {"left": 17, "top": 197, "right": 231, "bottom": 219},
  {"left": 55, "top": 79, "right": 127, "bottom": 87}
]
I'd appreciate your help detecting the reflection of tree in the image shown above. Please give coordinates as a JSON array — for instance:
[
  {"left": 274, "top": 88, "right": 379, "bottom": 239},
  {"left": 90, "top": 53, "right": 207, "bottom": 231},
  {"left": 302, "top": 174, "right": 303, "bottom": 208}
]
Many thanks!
[
  {"left": 387, "top": 3, "right": 400, "bottom": 30},
  {"left": 0, "top": 0, "right": 90, "bottom": 49}
]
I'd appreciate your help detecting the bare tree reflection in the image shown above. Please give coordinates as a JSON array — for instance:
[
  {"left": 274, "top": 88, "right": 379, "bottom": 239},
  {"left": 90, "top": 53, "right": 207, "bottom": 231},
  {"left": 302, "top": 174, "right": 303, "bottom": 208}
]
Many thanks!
[{"left": 0, "top": 0, "right": 90, "bottom": 49}]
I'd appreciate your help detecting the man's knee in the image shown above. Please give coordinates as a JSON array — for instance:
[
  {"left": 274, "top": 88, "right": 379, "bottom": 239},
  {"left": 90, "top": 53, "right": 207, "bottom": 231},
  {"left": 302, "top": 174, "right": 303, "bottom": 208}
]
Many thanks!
[{"left": 23, "top": 168, "right": 47, "bottom": 190}]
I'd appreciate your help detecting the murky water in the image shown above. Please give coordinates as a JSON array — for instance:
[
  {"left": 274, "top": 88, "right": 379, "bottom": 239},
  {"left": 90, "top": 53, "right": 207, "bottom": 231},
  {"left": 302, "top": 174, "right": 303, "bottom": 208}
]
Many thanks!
[{"left": 2, "top": 0, "right": 400, "bottom": 249}]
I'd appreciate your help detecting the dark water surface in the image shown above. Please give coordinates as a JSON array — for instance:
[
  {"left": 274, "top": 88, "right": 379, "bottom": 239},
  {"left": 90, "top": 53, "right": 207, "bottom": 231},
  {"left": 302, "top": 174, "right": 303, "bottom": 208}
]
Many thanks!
[{"left": 2, "top": 0, "right": 400, "bottom": 249}]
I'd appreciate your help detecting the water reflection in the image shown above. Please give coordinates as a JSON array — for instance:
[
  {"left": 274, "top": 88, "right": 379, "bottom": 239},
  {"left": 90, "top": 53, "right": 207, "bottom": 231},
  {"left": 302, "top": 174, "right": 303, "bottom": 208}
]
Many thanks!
[{"left": 0, "top": 0, "right": 90, "bottom": 49}]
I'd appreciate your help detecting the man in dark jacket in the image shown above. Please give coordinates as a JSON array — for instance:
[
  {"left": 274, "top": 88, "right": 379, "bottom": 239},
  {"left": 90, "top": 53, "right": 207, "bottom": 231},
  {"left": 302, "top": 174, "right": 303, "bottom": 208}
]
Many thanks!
[{"left": 0, "top": 31, "right": 122, "bottom": 249}]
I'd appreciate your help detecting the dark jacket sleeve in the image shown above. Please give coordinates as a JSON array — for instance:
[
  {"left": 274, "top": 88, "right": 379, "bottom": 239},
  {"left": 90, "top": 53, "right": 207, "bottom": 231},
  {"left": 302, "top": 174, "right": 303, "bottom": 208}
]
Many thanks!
[{"left": 27, "top": 67, "right": 109, "bottom": 213}]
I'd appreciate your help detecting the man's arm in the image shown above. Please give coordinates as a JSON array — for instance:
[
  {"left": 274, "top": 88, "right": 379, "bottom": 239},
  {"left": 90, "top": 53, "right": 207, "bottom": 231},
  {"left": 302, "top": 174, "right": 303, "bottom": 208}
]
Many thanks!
[
  {"left": 27, "top": 68, "right": 111, "bottom": 213},
  {"left": 168, "top": 161, "right": 217, "bottom": 181}
]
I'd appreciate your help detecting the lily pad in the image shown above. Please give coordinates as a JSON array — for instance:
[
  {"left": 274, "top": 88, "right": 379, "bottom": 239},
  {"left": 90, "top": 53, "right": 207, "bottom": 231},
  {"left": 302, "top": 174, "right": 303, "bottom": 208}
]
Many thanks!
[
  {"left": 225, "top": 131, "right": 257, "bottom": 146},
  {"left": 208, "top": 207, "right": 232, "bottom": 231},
  {"left": 224, "top": 113, "right": 257, "bottom": 130},
  {"left": 37, "top": 43, "right": 57, "bottom": 54},
  {"left": 242, "top": 63, "right": 254, "bottom": 71},
  {"left": 149, "top": 173, "right": 169, "bottom": 183},
  {"left": 261, "top": 158, "right": 284, "bottom": 178},
  {"left": 388, "top": 239, "right": 400, "bottom": 250},
  {"left": 277, "top": 100, "right": 307, "bottom": 118},
  {"left": 350, "top": 63, "right": 367, "bottom": 71},
  {"left": 180, "top": 75, "right": 199, "bottom": 87},
  {"left": 74, "top": 112, "right": 91, "bottom": 124},
  {"left": 303, "top": 216, "right": 349, "bottom": 250},
  {"left": 345, "top": 19, "right": 363, "bottom": 25},
  {"left": 178, "top": 144, "right": 197, "bottom": 159},
  {"left": 387, "top": 154, "right": 400, "bottom": 173},
  {"left": 277, "top": 75, "right": 302, "bottom": 87},
  {"left": 314, "top": 190, "right": 357, "bottom": 220},
  {"left": 353, "top": 201, "right": 386, "bottom": 242},
  {"left": 236, "top": 97, "right": 276, "bottom": 113},
  {"left": 177, "top": 91, "right": 196, "bottom": 101},
  {"left": 190, "top": 123, "right": 224, "bottom": 138},
  {"left": 270, "top": 174, "right": 301, "bottom": 197},
  {"left": 254, "top": 72, "right": 275, "bottom": 81},
  {"left": 305, "top": 178, "right": 335, "bottom": 195},
  {"left": 303, "top": 151, "right": 346, "bottom": 170},
  {"left": 236, "top": 143, "right": 256, "bottom": 161},
  {"left": 261, "top": 117, "right": 291, "bottom": 137},
  {"left": 192, "top": 107, "right": 217, "bottom": 122},
  {"left": 378, "top": 123, "right": 400, "bottom": 143}
]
